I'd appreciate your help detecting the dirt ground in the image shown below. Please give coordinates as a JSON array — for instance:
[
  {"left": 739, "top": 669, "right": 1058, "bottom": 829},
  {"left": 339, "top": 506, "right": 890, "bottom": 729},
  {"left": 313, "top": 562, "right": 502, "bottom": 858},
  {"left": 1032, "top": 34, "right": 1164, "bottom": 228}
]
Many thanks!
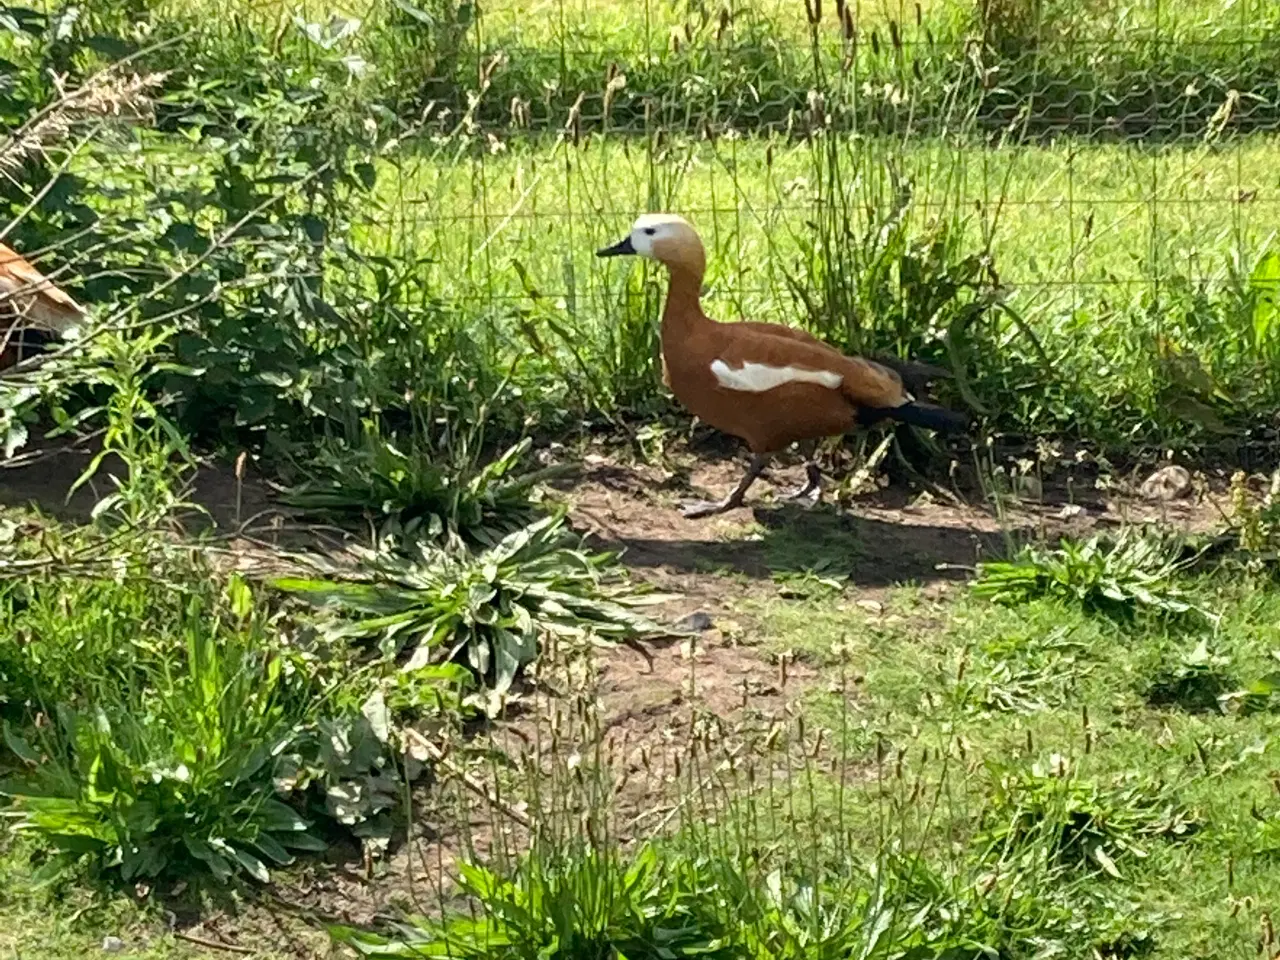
[{"left": 0, "top": 435, "right": 1259, "bottom": 955}]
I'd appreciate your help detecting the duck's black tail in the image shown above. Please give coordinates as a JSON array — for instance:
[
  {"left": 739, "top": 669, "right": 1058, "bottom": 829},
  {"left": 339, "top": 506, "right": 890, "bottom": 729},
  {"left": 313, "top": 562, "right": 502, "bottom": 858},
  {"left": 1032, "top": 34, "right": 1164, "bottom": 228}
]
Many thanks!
[
  {"left": 858, "top": 401, "right": 969, "bottom": 433},
  {"left": 870, "top": 355, "right": 952, "bottom": 396}
]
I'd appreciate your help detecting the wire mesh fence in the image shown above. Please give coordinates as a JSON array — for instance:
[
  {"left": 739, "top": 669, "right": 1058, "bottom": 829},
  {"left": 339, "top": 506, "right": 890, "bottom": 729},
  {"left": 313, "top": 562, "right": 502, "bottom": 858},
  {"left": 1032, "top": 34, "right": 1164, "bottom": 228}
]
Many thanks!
[
  {"left": 307, "top": 0, "right": 1278, "bottom": 444},
  {"left": 7, "top": 0, "right": 1279, "bottom": 448}
]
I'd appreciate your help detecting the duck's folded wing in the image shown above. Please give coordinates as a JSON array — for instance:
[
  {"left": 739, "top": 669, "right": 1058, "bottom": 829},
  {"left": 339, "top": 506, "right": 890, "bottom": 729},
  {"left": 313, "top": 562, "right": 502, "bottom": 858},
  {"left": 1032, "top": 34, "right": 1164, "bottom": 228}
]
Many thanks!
[
  {"left": 0, "top": 244, "right": 84, "bottom": 334},
  {"left": 730, "top": 322, "right": 949, "bottom": 397},
  {"left": 731, "top": 320, "right": 826, "bottom": 348},
  {"left": 709, "top": 335, "right": 910, "bottom": 408}
]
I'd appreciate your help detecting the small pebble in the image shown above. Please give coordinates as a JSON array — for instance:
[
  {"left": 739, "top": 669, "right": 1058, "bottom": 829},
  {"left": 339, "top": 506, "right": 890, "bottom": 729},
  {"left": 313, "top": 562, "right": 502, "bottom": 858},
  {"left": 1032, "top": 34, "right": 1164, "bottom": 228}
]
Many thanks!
[
  {"left": 1140, "top": 464, "right": 1192, "bottom": 501},
  {"left": 102, "top": 936, "right": 125, "bottom": 954},
  {"left": 675, "top": 611, "right": 715, "bottom": 632}
]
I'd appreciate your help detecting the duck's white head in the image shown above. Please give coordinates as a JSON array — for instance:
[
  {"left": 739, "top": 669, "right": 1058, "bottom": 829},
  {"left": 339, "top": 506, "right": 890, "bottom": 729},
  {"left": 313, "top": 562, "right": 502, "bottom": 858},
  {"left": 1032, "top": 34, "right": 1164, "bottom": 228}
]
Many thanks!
[{"left": 597, "top": 212, "right": 705, "bottom": 275}]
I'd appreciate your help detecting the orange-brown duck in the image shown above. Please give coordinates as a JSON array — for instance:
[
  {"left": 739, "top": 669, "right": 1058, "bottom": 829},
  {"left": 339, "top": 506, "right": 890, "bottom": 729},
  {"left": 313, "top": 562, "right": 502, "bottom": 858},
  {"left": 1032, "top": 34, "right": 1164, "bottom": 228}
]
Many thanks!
[
  {"left": 0, "top": 241, "right": 85, "bottom": 370},
  {"left": 598, "top": 212, "right": 968, "bottom": 517}
]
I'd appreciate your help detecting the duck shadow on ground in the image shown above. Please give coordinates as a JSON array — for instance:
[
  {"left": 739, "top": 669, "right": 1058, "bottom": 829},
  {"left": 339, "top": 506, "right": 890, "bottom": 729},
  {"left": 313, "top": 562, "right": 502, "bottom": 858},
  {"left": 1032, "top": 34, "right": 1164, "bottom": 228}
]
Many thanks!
[
  {"left": 583, "top": 501, "right": 1018, "bottom": 589},
  {"left": 0, "top": 441, "right": 367, "bottom": 561},
  {"left": 0, "top": 443, "right": 269, "bottom": 527}
]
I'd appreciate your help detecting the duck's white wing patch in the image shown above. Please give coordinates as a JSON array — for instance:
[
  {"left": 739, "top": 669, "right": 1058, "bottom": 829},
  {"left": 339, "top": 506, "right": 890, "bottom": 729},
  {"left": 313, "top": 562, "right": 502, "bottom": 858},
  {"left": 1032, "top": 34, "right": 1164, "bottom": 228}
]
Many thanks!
[{"left": 710, "top": 359, "right": 843, "bottom": 393}]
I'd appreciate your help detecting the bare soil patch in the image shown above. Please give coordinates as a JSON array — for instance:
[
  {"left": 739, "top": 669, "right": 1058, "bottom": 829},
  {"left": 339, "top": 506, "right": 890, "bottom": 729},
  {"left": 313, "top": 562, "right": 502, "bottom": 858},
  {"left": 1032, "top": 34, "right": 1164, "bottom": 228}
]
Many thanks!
[
  {"left": 562, "top": 447, "right": 1235, "bottom": 599},
  {"left": 0, "top": 436, "right": 1256, "bottom": 955}
]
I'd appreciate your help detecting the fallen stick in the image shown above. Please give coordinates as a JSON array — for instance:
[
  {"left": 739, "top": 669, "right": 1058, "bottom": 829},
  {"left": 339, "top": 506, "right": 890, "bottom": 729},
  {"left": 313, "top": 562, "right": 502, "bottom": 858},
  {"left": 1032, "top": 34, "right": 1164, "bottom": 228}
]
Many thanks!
[
  {"left": 174, "top": 931, "right": 255, "bottom": 955},
  {"left": 402, "top": 727, "right": 532, "bottom": 829}
]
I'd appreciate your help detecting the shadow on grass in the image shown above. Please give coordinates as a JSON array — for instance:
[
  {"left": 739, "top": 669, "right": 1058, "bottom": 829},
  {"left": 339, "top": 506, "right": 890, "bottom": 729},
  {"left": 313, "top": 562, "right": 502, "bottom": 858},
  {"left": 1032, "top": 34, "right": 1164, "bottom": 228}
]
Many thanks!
[
  {"left": 3, "top": 440, "right": 1016, "bottom": 588},
  {"left": 588, "top": 502, "right": 1013, "bottom": 588}
]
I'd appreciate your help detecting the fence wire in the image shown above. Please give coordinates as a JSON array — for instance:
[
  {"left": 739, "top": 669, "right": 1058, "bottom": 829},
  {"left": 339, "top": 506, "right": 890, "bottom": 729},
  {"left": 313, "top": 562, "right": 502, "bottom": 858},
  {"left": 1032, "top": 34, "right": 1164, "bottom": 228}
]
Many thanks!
[
  {"left": 235, "top": 0, "right": 1280, "bottom": 437},
  {"left": 351, "top": 10, "right": 1272, "bottom": 306}
]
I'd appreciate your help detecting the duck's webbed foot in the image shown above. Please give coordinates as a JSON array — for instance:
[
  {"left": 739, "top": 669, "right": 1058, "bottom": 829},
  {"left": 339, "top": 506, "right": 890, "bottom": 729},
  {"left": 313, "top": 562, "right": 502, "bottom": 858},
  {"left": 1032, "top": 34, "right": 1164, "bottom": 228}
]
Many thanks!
[
  {"left": 785, "top": 462, "right": 823, "bottom": 506},
  {"left": 680, "top": 496, "right": 742, "bottom": 519},
  {"left": 680, "top": 452, "right": 768, "bottom": 520}
]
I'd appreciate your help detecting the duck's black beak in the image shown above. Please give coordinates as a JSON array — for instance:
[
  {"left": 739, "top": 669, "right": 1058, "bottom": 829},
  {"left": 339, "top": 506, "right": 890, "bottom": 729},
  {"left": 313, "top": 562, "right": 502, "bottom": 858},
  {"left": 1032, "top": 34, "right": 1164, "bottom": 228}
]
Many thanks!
[{"left": 596, "top": 236, "right": 635, "bottom": 258}]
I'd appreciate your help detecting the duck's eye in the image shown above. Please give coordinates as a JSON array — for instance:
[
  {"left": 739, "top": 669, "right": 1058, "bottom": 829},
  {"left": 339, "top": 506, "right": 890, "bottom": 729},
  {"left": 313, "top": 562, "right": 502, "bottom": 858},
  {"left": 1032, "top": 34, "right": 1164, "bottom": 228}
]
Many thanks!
[{"left": 643, "top": 227, "right": 657, "bottom": 236}]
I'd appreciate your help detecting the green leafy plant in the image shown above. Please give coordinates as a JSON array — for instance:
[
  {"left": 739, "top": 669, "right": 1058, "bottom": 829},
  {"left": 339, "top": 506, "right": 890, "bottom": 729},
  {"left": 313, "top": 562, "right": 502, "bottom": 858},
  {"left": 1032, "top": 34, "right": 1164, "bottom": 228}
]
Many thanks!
[
  {"left": 275, "top": 512, "right": 670, "bottom": 701},
  {"left": 872, "top": 849, "right": 1115, "bottom": 959},
  {"left": 63, "top": 327, "right": 201, "bottom": 531},
  {"left": 955, "top": 625, "right": 1090, "bottom": 714},
  {"left": 972, "top": 530, "right": 1210, "bottom": 621},
  {"left": 980, "top": 759, "right": 1198, "bottom": 879},
  {"left": 270, "top": 668, "right": 472, "bottom": 863},
  {"left": 708, "top": 857, "right": 901, "bottom": 960},
  {"left": 0, "top": 575, "right": 326, "bottom": 885},
  {"left": 336, "top": 842, "right": 735, "bottom": 960},
  {"left": 280, "top": 432, "right": 567, "bottom": 544},
  {"left": 1144, "top": 638, "right": 1237, "bottom": 713},
  {"left": 273, "top": 688, "right": 411, "bottom": 862}
]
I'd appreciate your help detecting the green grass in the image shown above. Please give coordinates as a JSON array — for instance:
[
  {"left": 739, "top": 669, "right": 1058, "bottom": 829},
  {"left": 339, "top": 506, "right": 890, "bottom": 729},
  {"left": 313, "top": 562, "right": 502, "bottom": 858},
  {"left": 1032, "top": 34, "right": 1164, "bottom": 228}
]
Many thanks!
[
  {"left": 59, "top": 0, "right": 1280, "bottom": 151},
  {"left": 731, "top": 559, "right": 1280, "bottom": 957},
  {"left": 4, "top": 0, "right": 1280, "bottom": 953},
  {"left": 0, "top": 836, "right": 315, "bottom": 959},
  {"left": 369, "top": 135, "right": 1280, "bottom": 293},
  {"left": 339, "top": 131, "right": 1280, "bottom": 447},
  {"left": 150, "top": 0, "right": 1273, "bottom": 41}
]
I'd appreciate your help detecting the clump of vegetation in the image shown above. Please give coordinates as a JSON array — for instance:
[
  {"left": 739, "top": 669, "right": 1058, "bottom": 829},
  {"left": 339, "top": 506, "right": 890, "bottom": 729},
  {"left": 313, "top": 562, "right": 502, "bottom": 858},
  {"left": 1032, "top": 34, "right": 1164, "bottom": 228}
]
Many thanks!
[
  {"left": 336, "top": 842, "right": 735, "bottom": 960},
  {"left": 0, "top": 572, "right": 330, "bottom": 885},
  {"left": 954, "top": 624, "right": 1091, "bottom": 714},
  {"left": 1144, "top": 638, "right": 1238, "bottom": 713},
  {"left": 980, "top": 757, "right": 1199, "bottom": 879},
  {"left": 276, "top": 511, "right": 670, "bottom": 701},
  {"left": 280, "top": 431, "right": 565, "bottom": 544},
  {"left": 972, "top": 530, "right": 1209, "bottom": 621},
  {"left": 0, "top": 549, "right": 483, "bottom": 884}
]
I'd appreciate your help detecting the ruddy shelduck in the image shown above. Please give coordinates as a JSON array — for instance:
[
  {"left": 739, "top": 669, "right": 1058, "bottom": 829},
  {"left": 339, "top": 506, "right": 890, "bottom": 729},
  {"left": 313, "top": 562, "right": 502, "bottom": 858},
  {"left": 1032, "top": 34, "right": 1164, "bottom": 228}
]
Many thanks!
[
  {"left": 598, "top": 212, "right": 968, "bottom": 518},
  {"left": 0, "top": 241, "right": 85, "bottom": 369}
]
